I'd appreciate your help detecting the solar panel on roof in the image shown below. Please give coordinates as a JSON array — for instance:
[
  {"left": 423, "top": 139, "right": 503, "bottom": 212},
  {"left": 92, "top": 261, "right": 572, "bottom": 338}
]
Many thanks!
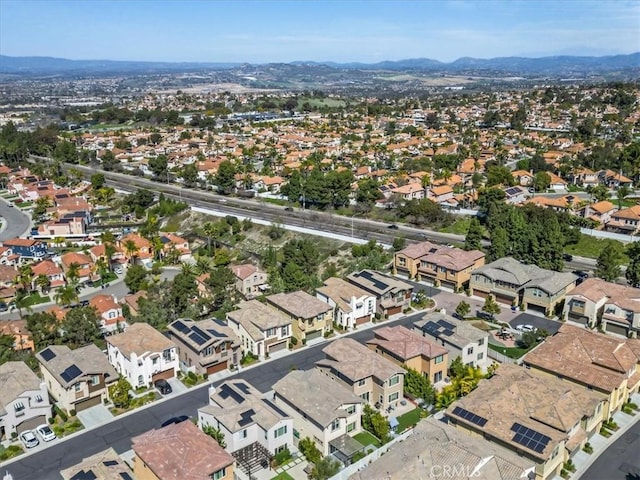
[
  {"left": 172, "top": 320, "right": 189, "bottom": 333},
  {"left": 207, "top": 328, "right": 225, "bottom": 338},
  {"left": 452, "top": 406, "right": 488, "bottom": 427},
  {"left": 357, "top": 271, "right": 389, "bottom": 290},
  {"left": 441, "top": 329, "right": 454, "bottom": 337},
  {"left": 437, "top": 319, "right": 455, "bottom": 330},
  {"left": 40, "top": 348, "right": 56, "bottom": 361},
  {"left": 60, "top": 364, "right": 83, "bottom": 383},
  {"left": 511, "top": 422, "right": 551, "bottom": 454},
  {"left": 191, "top": 325, "right": 212, "bottom": 341},
  {"left": 219, "top": 384, "right": 245, "bottom": 404},
  {"left": 234, "top": 382, "right": 251, "bottom": 395},
  {"left": 120, "top": 473, "right": 134, "bottom": 480},
  {"left": 103, "top": 460, "right": 118, "bottom": 467},
  {"left": 70, "top": 471, "right": 98, "bottom": 480},
  {"left": 238, "top": 408, "right": 256, "bottom": 427},
  {"left": 189, "top": 331, "right": 208, "bottom": 346}
]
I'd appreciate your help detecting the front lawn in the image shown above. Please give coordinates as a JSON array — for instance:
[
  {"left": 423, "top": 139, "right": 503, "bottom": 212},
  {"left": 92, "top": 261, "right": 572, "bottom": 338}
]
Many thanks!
[
  {"left": 271, "top": 473, "right": 295, "bottom": 480},
  {"left": 396, "top": 407, "right": 423, "bottom": 432},
  {"left": 488, "top": 342, "right": 534, "bottom": 359},
  {"left": 22, "top": 292, "right": 50, "bottom": 307},
  {"left": 353, "top": 430, "right": 381, "bottom": 448}
]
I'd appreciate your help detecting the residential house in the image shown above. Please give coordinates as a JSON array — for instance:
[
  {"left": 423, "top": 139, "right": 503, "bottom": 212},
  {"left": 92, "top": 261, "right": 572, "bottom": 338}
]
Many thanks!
[
  {"left": 37, "top": 211, "right": 89, "bottom": 237},
  {"left": 159, "top": 232, "right": 192, "bottom": 261},
  {"left": 106, "top": 323, "right": 178, "bottom": 388},
  {"left": 121, "top": 290, "right": 147, "bottom": 317},
  {"left": 470, "top": 257, "right": 578, "bottom": 315},
  {"left": 606, "top": 205, "right": 640, "bottom": 235},
  {"left": 36, "top": 344, "right": 117, "bottom": 413},
  {"left": 351, "top": 416, "right": 534, "bottom": 480},
  {"left": 266, "top": 291, "right": 333, "bottom": 344},
  {"left": 414, "top": 312, "right": 490, "bottom": 370},
  {"left": 570, "top": 168, "right": 600, "bottom": 188},
  {"left": 31, "top": 259, "right": 65, "bottom": 291},
  {"left": 1, "top": 238, "right": 47, "bottom": 262},
  {"left": 0, "top": 361, "right": 51, "bottom": 439},
  {"left": 581, "top": 200, "right": 617, "bottom": 226},
  {"left": 198, "top": 379, "right": 293, "bottom": 461},
  {"left": 60, "top": 252, "right": 97, "bottom": 285},
  {"left": 346, "top": 270, "right": 413, "bottom": 317},
  {"left": 523, "top": 324, "right": 640, "bottom": 418},
  {"left": 118, "top": 233, "right": 153, "bottom": 267},
  {"left": 272, "top": 369, "right": 364, "bottom": 457},
  {"left": 60, "top": 447, "right": 135, "bottom": 480},
  {"left": 89, "top": 294, "right": 127, "bottom": 334},
  {"left": 315, "top": 277, "right": 376, "bottom": 330},
  {"left": 366, "top": 325, "right": 448, "bottom": 385},
  {"left": 394, "top": 242, "right": 485, "bottom": 291},
  {"left": 562, "top": 277, "right": 640, "bottom": 337},
  {"left": 504, "top": 185, "right": 529, "bottom": 204},
  {"left": 548, "top": 172, "right": 568, "bottom": 190},
  {"left": 167, "top": 318, "right": 240, "bottom": 375},
  {"left": 132, "top": 421, "right": 235, "bottom": 480},
  {"left": 0, "top": 320, "right": 34, "bottom": 352},
  {"left": 511, "top": 169, "right": 534, "bottom": 186},
  {"left": 316, "top": 338, "right": 405, "bottom": 410},
  {"left": 599, "top": 169, "right": 633, "bottom": 188},
  {"left": 390, "top": 182, "right": 425, "bottom": 200},
  {"left": 446, "top": 364, "right": 606, "bottom": 480},
  {"left": 230, "top": 263, "right": 269, "bottom": 299},
  {"left": 226, "top": 300, "right": 292, "bottom": 359},
  {"left": 426, "top": 185, "right": 454, "bottom": 204},
  {"left": 0, "top": 264, "right": 17, "bottom": 288}
]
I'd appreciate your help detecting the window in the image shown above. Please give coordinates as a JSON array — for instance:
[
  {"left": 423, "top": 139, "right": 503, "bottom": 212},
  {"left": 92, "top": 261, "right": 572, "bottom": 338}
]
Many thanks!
[
  {"left": 220, "top": 343, "right": 226, "bottom": 352},
  {"left": 266, "top": 327, "right": 277, "bottom": 337},
  {"left": 346, "top": 422, "right": 356, "bottom": 433},
  {"left": 240, "top": 429, "right": 248, "bottom": 439},
  {"left": 345, "top": 405, "right": 356, "bottom": 415},
  {"left": 478, "top": 338, "right": 484, "bottom": 346},
  {"left": 357, "top": 379, "right": 366, "bottom": 387},
  {"left": 477, "top": 352, "right": 484, "bottom": 360},
  {"left": 74, "top": 383, "right": 81, "bottom": 392},
  {"left": 204, "top": 346, "right": 213, "bottom": 356},
  {"left": 152, "top": 357, "right": 159, "bottom": 365},
  {"left": 467, "top": 347, "right": 474, "bottom": 355},
  {"left": 330, "top": 419, "right": 340, "bottom": 431},
  {"left": 572, "top": 300, "right": 585, "bottom": 309},
  {"left": 388, "top": 375, "right": 399, "bottom": 386},
  {"left": 91, "top": 375, "right": 100, "bottom": 386},
  {"left": 434, "top": 371, "right": 443, "bottom": 383},
  {"left": 434, "top": 355, "right": 443, "bottom": 364},
  {"left": 388, "top": 392, "right": 399, "bottom": 403},
  {"left": 532, "top": 289, "right": 543, "bottom": 298},
  {"left": 274, "top": 425, "right": 287, "bottom": 438},
  {"left": 212, "top": 467, "right": 227, "bottom": 480},
  {"left": 281, "top": 326, "right": 288, "bottom": 337}
]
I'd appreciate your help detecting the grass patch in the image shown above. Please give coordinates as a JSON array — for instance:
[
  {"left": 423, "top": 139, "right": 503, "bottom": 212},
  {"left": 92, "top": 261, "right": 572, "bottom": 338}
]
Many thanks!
[
  {"left": 353, "top": 430, "right": 381, "bottom": 449},
  {"left": 565, "top": 235, "right": 628, "bottom": 263},
  {"left": 22, "top": 292, "right": 50, "bottom": 307},
  {"left": 488, "top": 342, "right": 535, "bottom": 359},
  {"left": 110, "top": 392, "right": 159, "bottom": 415},
  {"left": 17, "top": 201, "right": 34, "bottom": 209},
  {"left": 180, "top": 372, "right": 208, "bottom": 387},
  {"left": 0, "top": 444, "right": 24, "bottom": 461},
  {"left": 262, "top": 197, "right": 290, "bottom": 206},
  {"left": 437, "top": 217, "right": 472, "bottom": 235},
  {"left": 271, "top": 473, "right": 295, "bottom": 480},
  {"left": 396, "top": 407, "right": 423, "bottom": 432},
  {"left": 471, "top": 320, "right": 496, "bottom": 331},
  {"left": 52, "top": 416, "right": 84, "bottom": 437},
  {"left": 240, "top": 352, "right": 259, "bottom": 367}
]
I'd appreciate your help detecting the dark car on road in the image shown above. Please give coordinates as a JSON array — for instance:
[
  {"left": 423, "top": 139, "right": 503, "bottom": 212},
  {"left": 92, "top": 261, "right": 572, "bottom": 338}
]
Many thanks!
[
  {"left": 154, "top": 379, "right": 172, "bottom": 395},
  {"left": 387, "top": 224, "right": 399, "bottom": 230},
  {"left": 476, "top": 311, "right": 495, "bottom": 321},
  {"left": 161, "top": 415, "right": 189, "bottom": 427}
]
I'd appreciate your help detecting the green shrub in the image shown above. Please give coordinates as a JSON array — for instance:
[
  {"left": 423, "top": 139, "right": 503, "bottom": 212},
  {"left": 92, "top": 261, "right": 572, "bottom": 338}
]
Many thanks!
[
  {"left": 69, "top": 409, "right": 76, "bottom": 417},
  {"left": 54, "top": 404, "right": 68, "bottom": 422},
  {"left": 272, "top": 446, "right": 292, "bottom": 467},
  {"left": 290, "top": 337, "right": 298, "bottom": 346}
]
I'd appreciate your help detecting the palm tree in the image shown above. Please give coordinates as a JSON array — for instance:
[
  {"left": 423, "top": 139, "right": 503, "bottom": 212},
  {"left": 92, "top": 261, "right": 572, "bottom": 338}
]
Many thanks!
[
  {"left": 35, "top": 274, "right": 50, "bottom": 294},
  {"left": 123, "top": 239, "right": 139, "bottom": 265},
  {"left": 617, "top": 184, "right": 632, "bottom": 210},
  {"left": 181, "top": 262, "right": 197, "bottom": 277},
  {"left": 203, "top": 222, "right": 216, "bottom": 255},
  {"left": 55, "top": 284, "right": 78, "bottom": 307},
  {"left": 100, "top": 231, "right": 116, "bottom": 246},
  {"left": 454, "top": 366, "right": 485, "bottom": 397},
  {"left": 435, "top": 386, "right": 458, "bottom": 410},
  {"left": 151, "top": 235, "right": 164, "bottom": 261},
  {"left": 53, "top": 237, "right": 65, "bottom": 251},
  {"left": 66, "top": 262, "right": 81, "bottom": 286},
  {"left": 13, "top": 288, "right": 33, "bottom": 320},
  {"left": 104, "top": 243, "right": 117, "bottom": 272},
  {"left": 17, "top": 265, "right": 34, "bottom": 293},
  {"left": 96, "top": 258, "right": 109, "bottom": 287}
]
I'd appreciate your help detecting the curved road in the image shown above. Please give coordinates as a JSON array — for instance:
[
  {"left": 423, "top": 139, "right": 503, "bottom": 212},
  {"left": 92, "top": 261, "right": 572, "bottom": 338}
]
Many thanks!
[{"left": 0, "top": 197, "right": 32, "bottom": 241}]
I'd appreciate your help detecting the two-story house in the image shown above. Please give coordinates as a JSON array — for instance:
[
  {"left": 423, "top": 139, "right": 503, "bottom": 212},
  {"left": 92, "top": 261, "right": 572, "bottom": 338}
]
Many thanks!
[
  {"left": 316, "top": 338, "right": 405, "bottom": 410},
  {"left": 367, "top": 325, "right": 448, "bottom": 385},
  {"left": 89, "top": 294, "right": 127, "bottom": 334},
  {"left": 446, "top": 363, "right": 606, "bottom": 480},
  {"left": 1, "top": 238, "right": 47, "bottom": 263},
  {"left": 60, "top": 448, "right": 135, "bottom": 480},
  {"left": 0, "top": 361, "right": 51, "bottom": 439},
  {"left": 272, "top": 369, "right": 365, "bottom": 458},
  {"left": 563, "top": 277, "right": 640, "bottom": 337},
  {"left": 414, "top": 312, "right": 490, "bottom": 370},
  {"left": 470, "top": 257, "right": 578, "bottom": 315},
  {"left": 346, "top": 270, "right": 413, "bottom": 317},
  {"left": 394, "top": 242, "right": 485, "bottom": 291},
  {"left": 132, "top": 421, "right": 235, "bottom": 480},
  {"left": 198, "top": 379, "right": 293, "bottom": 460},
  {"left": 316, "top": 277, "right": 376, "bottom": 330},
  {"left": 0, "top": 320, "right": 34, "bottom": 352},
  {"left": 167, "top": 318, "right": 240, "bottom": 375},
  {"left": 227, "top": 300, "right": 292, "bottom": 358},
  {"left": 118, "top": 233, "right": 153, "bottom": 267},
  {"left": 606, "top": 205, "right": 640, "bottom": 235},
  {"left": 31, "top": 259, "right": 65, "bottom": 292},
  {"left": 106, "top": 322, "right": 178, "bottom": 388},
  {"left": 0, "top": 264, "right": 17, "bottom": 288},
  {"left": 60, "top": 252, "right": 97, "bottom": 285},
  {"left": 159, "top": 232, "right": 192, "bottom": 261},
  {"left": 523, "top": 324, "right": 640, "bottom": 418},
  {"left": 266, "top": 291, "right": 332, "bottom": 344},
  {"left": 230, "top": 263, "right": 269, "bottom": 299},
  {"left": 36, "top": 344, "right": 117, "bottom": 413},
  {"left": 580, "top": 200, "right": 617, "bottom": 227}
]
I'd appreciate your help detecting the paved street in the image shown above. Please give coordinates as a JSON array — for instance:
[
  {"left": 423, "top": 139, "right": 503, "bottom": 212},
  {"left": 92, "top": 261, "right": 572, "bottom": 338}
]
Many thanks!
[
  {"left": 581, "top": 420, "right": 640, "bottom": 480},
  {"left": 0, "top": 197, "right": 31, "bottom": 241},
  {"left": 0, "top": 311, "right": 425, "bottom": 479}
]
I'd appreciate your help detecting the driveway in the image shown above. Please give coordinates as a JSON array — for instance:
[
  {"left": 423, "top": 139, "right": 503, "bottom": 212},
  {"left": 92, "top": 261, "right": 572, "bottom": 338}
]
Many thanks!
[
  {"left": 166, "top": 377, "right": 188, "bottom": 396},
  {"left": 76, "top": 404, "right": 114, "bottom": 429},
  {"left": 0, "top": 197, "right": 32, "bottom": 241},
  {"left": 508, "top": 313, "right": 562, "bottom": 335}
]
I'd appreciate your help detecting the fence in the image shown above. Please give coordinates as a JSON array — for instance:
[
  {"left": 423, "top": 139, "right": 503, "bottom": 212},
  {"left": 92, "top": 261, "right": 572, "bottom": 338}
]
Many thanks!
[
  {"left": 579, "top": 228, "right": 640, "bottom": 243},
  {"left": 328, "top": 429, "right": 415, "bottom": 480},
  {"left": 487, "top": 348, "right": 519, "bottom": 365}
]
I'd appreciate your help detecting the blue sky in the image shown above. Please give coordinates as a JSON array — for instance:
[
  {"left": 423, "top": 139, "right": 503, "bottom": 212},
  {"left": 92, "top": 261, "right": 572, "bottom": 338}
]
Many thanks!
[{"left": 0, "top": 0, "right": 638, "bottom": 63}]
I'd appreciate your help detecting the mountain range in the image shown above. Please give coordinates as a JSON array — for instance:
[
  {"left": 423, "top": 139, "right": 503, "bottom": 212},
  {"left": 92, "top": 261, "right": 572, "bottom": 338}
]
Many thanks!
[{"left": 0, "top": 53, "right": 638, "bottom": 76}]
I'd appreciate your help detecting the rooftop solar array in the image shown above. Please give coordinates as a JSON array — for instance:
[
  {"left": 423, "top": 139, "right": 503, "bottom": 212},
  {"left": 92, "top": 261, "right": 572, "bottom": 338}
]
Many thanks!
[
  {"left": 219, "top": 383, "right": 245, "bottom": 404},
  {"left": 511, "top": 422, "right": 551, "bottom": 454},
  {"left": 103, "top": 460, "right": 118, "bottom": 467},
  {"left": 60, "top": 364, "right": 83, "bottom": 383},
  {"left": 120, "top": 473, "right": 134, "bottom": 480},
  {"left": 238, "top": 408, "right": 256, "bottom": 427},
  {"left": 505, "top": 187, "right": 522, "bottom": 196},
  {"left": 356, "top": 270, "right": 389, "bottom": 291},
  {"left": 172, "top": 320, "right": 189, "bottom": 333},
  {"left": 70, "top": 470, "right": 97, "bottom": 480},
  {"left": 420, "top": 318, "right": 457, "bottom": 338},
  {"left": 40, "top": 348, "right": 56, "bottom": 361},
  {"left": 452, "top": 406, "right": 488, "bottom": 427}
]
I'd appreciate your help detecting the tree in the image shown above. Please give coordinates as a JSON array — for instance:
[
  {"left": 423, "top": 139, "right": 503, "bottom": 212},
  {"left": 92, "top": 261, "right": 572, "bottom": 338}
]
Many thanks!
[
  {"left": 202, "top": 424, "right": 227, "bottom": 448},
  {"left": 35, "top": 274, "right": 50, "bottom": 294},
  {"left": 125, "top": 264, "right": 148, "bottom": 293},
  {"left": 90, "top": 173, "right": 105, "bottom": 190},
  {"left": 108, "top": 377, "right": 132, "bottom": 408},
  {"left": 167, "top": 272, "right": 197, "bottom": 317},
  {"left": 0, "top": 333, "right": 17, "bottom": 364},
  {"left": 595, "top": 242, "right": 623, "bottom": 282},
  {"left": 455, "top": 301, "right": 471, "bottom": 319},
  {"left": 123, "top": 239, "right": 139, "bottom": 265},
  {"left": 26, "top": 311, "right": 59, "bottom": 351},
  {"left": 435, "top": 385, "right": 458, "bottom": 410},
  {"left": 392, "top": 237, "right": 407, "bottom": 252},
  {"left": 61, "top": 306, "right": 102, "bottom": 348},
  {"left": 180, "top": 163, "right": 198, "bottom": 188},
  {"left": 65, "top": 262, "right": 81, "bottom": 286},
  {"left": 311, "top": 457, "right": 341, "bottom": 480},
  {"left": 617, "top": 184, "right": 631, "bottom": 210},
  {"left": 464, "top": 218, "right": 483, "bottom": 251},
  {"left": 55, "top": 284, "right": 78, "bottom": 307},
  {"left": 482, "top": 295, "right": 501, "bottom": 318},
  {"left": 449, "top": 356, "right": 466, "bottom": 379},
  {"left": 518, "top": 331, "right": 538, "bottom": 349},
  {"left": 17, "top": 264, "right": 34, "bottom": 293},
  {"left": 403, "top": 366, "right": 436, "bottom": 405},
  {"left": 532, "top": 171, "right": 551, "bottom": 192},
  {"left": 590, "top": 184, "right": 610, "bottom": 202},
  {"left": 626, "top": 242, "right": 640, "bottom": 287},
  {"left": 13, "top": 288, "right": 33, "bottom": 320},
  {"left": 149, "top": 154, "right": 168, "bottom": 180},
  {"left": 215, "top": 160, "right": 236, "bottom": 193},
  {"left": 362, "top": 404, "right": 390, "bottom": 443},
  {"left": 488, "top": 226, "right": 509, "bottom": 261},
  {"left": 299, "top": 437, "right": 322, "bottom": 464}
]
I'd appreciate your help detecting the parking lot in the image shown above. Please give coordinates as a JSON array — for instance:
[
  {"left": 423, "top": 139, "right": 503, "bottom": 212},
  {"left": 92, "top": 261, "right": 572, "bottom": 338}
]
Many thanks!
[{"left": 509, "top": 313, "right": 562, "bottom": 335}]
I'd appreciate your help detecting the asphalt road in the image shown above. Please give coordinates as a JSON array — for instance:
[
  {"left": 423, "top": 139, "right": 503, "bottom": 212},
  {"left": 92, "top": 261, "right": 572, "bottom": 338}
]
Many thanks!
[
  {"left": 2, "top": 311, "right": 426, "bottom": 479},
  {"left": 0, "top": 197, "right": 31, "bottom": 241},
  {"left": 581, "top": 422, "right": 640, "bottom": 480},
  {"left": 508, "top": 313, "right": 562, "bottom": 335}
]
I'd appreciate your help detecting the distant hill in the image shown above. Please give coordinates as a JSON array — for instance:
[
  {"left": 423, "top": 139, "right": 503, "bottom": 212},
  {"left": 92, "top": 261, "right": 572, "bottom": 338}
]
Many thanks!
[{"left": 1, "top": 53, "right": 638, "bottom": 76}]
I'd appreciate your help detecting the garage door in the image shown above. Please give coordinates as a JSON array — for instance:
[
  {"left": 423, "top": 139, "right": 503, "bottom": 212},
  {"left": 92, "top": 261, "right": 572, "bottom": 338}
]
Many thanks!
[
  {"left": 206, "top": 362, "right": 227, "bottom": 375},
  {"left": 268, "top": 340, "right": 288, "bottom": 354},
  {"left": 355, "top": 315, "right": 369, "bottom": 326},
  {"left": 386, "top": 306, "right": 402, "bottom": 316},
  {"left": 494, "top": 293, "right": 515, "bottom": 305},
  {"left": 605, "top": 322, "right": 628, "bottom": 337},
  {"left": 527, "top": 303, "right": 547, "bottom": 314},
  {"left": 75, "top": 395, "right": 101, "bottom": 412},
  {"left": 568, "top": 313, "right": 589, "bottom": 325},
  {"left": 16, "top": 415, "right": 46, "bottom": 434},
  {"left": 306, "top": 329, "right": 323, "bottom": 342},
  {"left": 152, "top": 369, "right": 175, "bottom": 383},
  {"left": 473, "top": 290, "right": 489, "bottom": 299}
]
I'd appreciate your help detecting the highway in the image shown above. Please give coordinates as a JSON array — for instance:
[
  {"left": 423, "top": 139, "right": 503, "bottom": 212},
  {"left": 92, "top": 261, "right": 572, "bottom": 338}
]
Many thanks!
[{"left": 1, "top": 310, "right": 427, "bottom": 479}]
